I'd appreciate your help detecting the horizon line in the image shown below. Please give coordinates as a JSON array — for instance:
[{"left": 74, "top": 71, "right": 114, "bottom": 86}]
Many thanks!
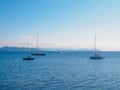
[{"left": 1, "top": 46, "right": 120, "bottom": 51}]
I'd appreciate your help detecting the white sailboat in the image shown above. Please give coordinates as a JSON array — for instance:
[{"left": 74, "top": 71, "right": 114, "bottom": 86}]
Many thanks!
[
  {"left": 90, "top": 35, "right": 104, "bottom": 59},
  {"left": 31, "top": 33, "right": 46, "bottom": 56}
]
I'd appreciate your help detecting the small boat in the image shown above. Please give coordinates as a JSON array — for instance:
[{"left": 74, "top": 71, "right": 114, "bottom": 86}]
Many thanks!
[
  {"left": 90, "top": 54, "right": 104, "bottom": 59},
  {"left": 90, "top": 35, "right": 105, "bottom": 59},
  {"left": 23, "top": 43, "right": 34, "bottom": 60},
  {"left": 23, "top": 56, "right": 34, "bottom": 60},
  {"left": 31, "top": 53, "right": 46, "bottom": 56}
]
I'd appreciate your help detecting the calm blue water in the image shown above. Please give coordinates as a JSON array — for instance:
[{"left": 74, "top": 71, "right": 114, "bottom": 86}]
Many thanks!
[{"left": 1, "top": 51, "right": 120, "bottom": 90}]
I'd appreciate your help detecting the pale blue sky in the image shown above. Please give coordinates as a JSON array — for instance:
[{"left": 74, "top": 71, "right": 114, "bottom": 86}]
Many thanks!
[{"left": 0, "top": 0, "right": 120, "bottom": 50}]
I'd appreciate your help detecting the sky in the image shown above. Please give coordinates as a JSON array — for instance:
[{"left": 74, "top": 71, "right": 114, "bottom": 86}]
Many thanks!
[{"left": 0, "top": 0, "right": 120, "bottom": 51}]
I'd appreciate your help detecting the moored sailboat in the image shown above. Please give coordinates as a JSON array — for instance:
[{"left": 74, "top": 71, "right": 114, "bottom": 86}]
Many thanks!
[
  {"left": 23, "top": 43, "right": 35, "bottom": 60},
  {"left": 23, "top": 56, "right": 34, "bottom": 60},
  {"left": 90, "top": 35, "right": 104, "bottom": 59},
  {"left": 31, "top": 33, "right": 46, "bottom": 56}
]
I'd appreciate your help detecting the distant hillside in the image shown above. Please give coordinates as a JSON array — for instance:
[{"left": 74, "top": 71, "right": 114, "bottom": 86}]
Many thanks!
[
  {"left": 0, "top": 46, "right": 41, "bottom": 51},
  {"left": 0, "top": 46, "right": 98, "bottom": 51},
  {"left": 41, "top": 48, "right": 91, "bottom": 51}
]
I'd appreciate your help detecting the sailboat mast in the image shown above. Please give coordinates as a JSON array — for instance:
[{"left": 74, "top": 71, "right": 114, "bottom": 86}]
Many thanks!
[
  {"left": 27, "top": 43, "right": 29, "bottom": 48},
  {"left": 94, "top": 34, "right": 96, "bottom": 54},
  {"left": 36, "top": 32, "right": 38, "bottom": 49}
]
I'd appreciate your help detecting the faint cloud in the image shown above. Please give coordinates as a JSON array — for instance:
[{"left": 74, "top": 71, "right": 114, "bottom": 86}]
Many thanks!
[
  {"left": 18, "top": 35, "right": 34, "bottom": 39},
  {"left": 16, "top": 35, "right": 35, "bottom": 47}
]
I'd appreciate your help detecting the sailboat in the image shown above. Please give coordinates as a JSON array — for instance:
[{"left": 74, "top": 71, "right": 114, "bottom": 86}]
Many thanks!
[
  {"left": 23, "top": 43, "right": 34, "bottom": 60},
  {"left": 23, "top": 56, "right": 34, "bottom": 60},
  {"left": 90, "top": 35, "right": 104, "bottom": 59},
  {"left": 31, "top": 33, "right": 46, "bottom": 56}
]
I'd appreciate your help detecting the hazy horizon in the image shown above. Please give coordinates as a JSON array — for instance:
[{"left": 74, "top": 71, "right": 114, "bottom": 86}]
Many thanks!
[
  {"left": 0, "top": 46, "right": 116, "bottom": 51},
  {"left": 1, "top": 0, "right": 120, "bottom": 51}
]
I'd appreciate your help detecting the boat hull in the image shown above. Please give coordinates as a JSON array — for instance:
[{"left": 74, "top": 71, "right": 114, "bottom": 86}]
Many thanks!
[
  {"left": 23, "top": 57, "right": 34, "bottom": 60},
  {"left": 90, "top": 56, "right": 104, "bottom": 59},
  {"left": 31, "top": 53, "right": 46, "bottom": 56}
]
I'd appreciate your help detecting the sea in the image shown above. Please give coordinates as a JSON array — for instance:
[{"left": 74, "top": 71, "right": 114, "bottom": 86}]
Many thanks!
[{"left": 0, "top": 51, "right": 120, "bottom": 90}]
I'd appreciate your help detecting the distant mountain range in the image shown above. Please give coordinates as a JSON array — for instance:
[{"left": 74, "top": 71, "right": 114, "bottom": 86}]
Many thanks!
[
  {"left": 0, "top": 46, "right": 99, "bottom": 51},
  {"left": 0, "top": 46, "right": 39, "bottom": 51}
]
